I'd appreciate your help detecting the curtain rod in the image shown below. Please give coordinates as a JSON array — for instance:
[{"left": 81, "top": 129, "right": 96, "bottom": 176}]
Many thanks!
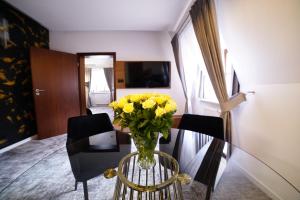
[
  {"left": 173, "top": 0, "right": 197, "bottom": 36},
  {"left": 176, "top": 15, "right": 191, "bottom": 36}
]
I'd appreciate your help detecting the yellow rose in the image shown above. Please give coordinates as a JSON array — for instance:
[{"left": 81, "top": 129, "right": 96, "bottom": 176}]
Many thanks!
[
  {"left": 142, "top": 99, "right": 156, "bottom": 109},
  {"left": 155, "top": 96, "right": 167, "bottom": 105},
  {"left": 165, "top": 100, "right": 177, "bottom": 112},
  {"left": 155, "top": 106, "right": 166, "bottom": 117},
  {"left": 123, "top": 103, "right": 134, "bottom": 113},
  {"left": 109, "top": 101, "right": 118, "bottom": 109},
  {"left": 142, "top": 93, "right": 151, "bottom": 99},
  {"left": 130, "top": 94, "right": 142, "bottom": 102},
  {"left": 163, "top": 95, "right": 171, "bottom": 100},
  {"left": 118, "top": 97, "right": 128, "bottom": 108}
]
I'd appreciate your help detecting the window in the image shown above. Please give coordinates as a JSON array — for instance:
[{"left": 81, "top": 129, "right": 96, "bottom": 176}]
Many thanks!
[
  {"left": 179, "top": 21, "right": 234, "bottom": 104},
  {"left": 90, "top": 68, "right": 110, "bottom": 93},
  {"left": 223, "top": 48, "right": 234, "bottom": 96},
  {"left": 199, "top": 71, "right": 218, "bottom": 102},
  {"left": 179, "top": 22, "right": 204, "bottom": 103}
]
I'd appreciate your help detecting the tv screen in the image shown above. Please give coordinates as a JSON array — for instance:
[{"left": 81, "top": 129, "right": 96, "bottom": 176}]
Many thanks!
[{"left": 125, "top": 61, "right": 170, "bottom": 88}]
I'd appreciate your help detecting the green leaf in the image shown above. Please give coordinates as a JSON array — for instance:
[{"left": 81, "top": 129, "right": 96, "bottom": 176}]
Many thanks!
[
  {"left": 143, "top": 110, "right": 152, "bottom": 119},
  {"left": 162, "top": 130, "right": 169, "bottom": 139},
  {"left": 129, "top": 121, "right": 136, "bottom": 128},
  {"left": 138, "top": 120, "right": 149, "bottom": 128},
  {"left": 113, "top": 117, "right": 121, "bottom": 125}
]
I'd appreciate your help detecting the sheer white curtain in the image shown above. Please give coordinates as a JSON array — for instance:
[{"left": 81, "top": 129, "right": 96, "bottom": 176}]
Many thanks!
[
  {"left": 90, "top": 68, "right": 110, "bottom": 93},
  {"left": 179, "top": 21, "right": 206, "bottom": 113}
]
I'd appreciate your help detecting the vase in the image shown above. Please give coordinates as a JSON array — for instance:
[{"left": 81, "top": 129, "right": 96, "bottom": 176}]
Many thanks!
[{"left": 131, "top": 131, "right": 159, "bottom": 170}]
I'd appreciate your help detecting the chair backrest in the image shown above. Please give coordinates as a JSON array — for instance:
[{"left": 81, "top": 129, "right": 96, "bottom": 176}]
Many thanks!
[
  {"left": 86, "top": 108, "right": 93, "bottom": 115},
  {"left": 178, "top": 114, "right": 224, "bottom": 140},
  {"left": 67, "top": 113, "right": 114, "bottom": 142}
]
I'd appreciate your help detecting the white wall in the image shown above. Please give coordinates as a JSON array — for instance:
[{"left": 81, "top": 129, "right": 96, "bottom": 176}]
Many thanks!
[
  {"left": 215, "top": 0, "right": 300, "bottom": 197},
  {"left": 50, "top": 31, "right": 185, "bottom": 114}
]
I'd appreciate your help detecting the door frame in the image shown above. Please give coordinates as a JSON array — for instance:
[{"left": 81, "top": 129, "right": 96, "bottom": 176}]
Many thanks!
[{"left": 77, "top": 52, "right": 116, "bottom": 115}]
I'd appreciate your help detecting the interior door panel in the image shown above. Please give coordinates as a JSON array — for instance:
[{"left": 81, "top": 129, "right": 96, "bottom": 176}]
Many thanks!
[{"left": 30, "top": 47, "right": 80, "bottom": 139}]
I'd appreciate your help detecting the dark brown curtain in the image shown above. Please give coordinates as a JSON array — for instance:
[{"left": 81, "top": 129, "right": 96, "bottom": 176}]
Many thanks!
[
  {"left": 224, "top": 48, "right": 240, "bottom": 96},
  {"left": 190, "top": 0, "right": 245, "bottom": 142},
  {"left": 103, "top": 68, "right": 114, "bottom": 101},
  {"left": 86, "top": 68, "right": 92, "bottom": 107},
  {"left": 171, "top": 34, "right": 188, "bottom": 112},
  {"left": 232, "top": 71, "right": 240, "bottom": 95}
]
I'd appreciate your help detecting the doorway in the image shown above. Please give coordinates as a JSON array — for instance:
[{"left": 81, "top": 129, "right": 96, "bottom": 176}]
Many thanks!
[{"left": 78, "top": 53, "right": 116, "bottom": 116}]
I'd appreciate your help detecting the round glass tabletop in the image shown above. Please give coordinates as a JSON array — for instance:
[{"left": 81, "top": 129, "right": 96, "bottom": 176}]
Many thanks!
[{"left": 0, "top": 129, "right": 299, "bottom": 200}]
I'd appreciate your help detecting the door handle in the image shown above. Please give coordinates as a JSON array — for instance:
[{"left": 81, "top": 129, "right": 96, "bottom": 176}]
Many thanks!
[
  {"left": 35, "top": 88, "right": 46, "bottom": 96},
  {"left": 35, "top": 89, "right": 45, "bottom": 92}
]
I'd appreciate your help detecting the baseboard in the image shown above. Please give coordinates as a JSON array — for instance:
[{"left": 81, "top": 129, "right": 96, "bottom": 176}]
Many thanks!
[
  {"left": 231, "top": 149, "right": 300, "bottom": 200},
  {"left": 233, "top": 160, "right": 281, "bottom": 200},
  {"left": 0, "top": 135, "right": 37, "bottom": 154}
]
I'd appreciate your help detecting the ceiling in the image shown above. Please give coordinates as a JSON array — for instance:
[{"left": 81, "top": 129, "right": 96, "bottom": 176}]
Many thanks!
[{"left": 6, "top": 0, "right": 189, "bottom": 31}]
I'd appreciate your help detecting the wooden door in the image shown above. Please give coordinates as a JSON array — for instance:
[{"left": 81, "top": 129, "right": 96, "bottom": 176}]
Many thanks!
[
  {"left": 30, "top": 47, "right": 80, "bottom": 139},
  {"left": 78, "top": 56, "right": 86, "bottom": 115}
]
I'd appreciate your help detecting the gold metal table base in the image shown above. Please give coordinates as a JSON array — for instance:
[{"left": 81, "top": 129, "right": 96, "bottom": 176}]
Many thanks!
[{"left": 105, "top": 151, "right": 191, "bottom": 200}]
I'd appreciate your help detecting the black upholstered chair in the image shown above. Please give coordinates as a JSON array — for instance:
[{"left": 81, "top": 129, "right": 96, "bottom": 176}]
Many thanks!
[
  {"left": 86, "top": 108, "right": 93, "bottom": 115},
  {"left": 178, "top": 114, "right": 224, "bottom": 140},
  {"left": 66, "top": 113, "right": 115, "bottom": 200},
  {"left": 177, "top": 114, "right": 225, "bottom": 200},
  {"left": 67, "top": 113, "right": 113, "bottom": 143}
]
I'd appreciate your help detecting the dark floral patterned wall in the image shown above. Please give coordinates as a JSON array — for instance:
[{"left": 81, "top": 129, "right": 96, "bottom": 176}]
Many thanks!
[{"left": 0, "top": 1, "right": 49, "bottom": 149}]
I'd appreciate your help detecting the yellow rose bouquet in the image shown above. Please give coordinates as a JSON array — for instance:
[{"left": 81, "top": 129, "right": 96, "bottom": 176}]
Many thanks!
[{"left": 109, "top": 93, "right": 177, "bottom": 169}]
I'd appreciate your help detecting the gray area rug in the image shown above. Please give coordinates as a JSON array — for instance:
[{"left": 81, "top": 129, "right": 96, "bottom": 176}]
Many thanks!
[{"left": 0, "top": 135, "right": 271, "bottom": 200}]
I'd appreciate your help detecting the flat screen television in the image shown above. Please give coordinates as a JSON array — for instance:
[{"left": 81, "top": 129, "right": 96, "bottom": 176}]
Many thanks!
[{"left": 125, "top": 61, "right": 170, "bottom": 88}]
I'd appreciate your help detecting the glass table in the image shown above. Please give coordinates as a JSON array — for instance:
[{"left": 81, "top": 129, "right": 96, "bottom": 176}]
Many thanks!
[{"left": 0, "top": 129, "right": 299, "bottom": 200}]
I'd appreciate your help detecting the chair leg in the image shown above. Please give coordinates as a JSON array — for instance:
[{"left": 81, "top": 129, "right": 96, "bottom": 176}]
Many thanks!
[
  {"left": 83, "top": 181, "right": 89, "bottom": 200},
  {"left": 75, "top": 180, "right": 78, "bottom": 191},
  {"left": 205, "top": 186, "right": 212, "bottom": 200}
]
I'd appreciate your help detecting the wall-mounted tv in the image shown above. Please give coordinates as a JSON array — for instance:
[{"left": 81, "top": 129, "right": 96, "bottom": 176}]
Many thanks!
[{"left": 125, "top": 61, "right": 170, "bottom": 88}]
